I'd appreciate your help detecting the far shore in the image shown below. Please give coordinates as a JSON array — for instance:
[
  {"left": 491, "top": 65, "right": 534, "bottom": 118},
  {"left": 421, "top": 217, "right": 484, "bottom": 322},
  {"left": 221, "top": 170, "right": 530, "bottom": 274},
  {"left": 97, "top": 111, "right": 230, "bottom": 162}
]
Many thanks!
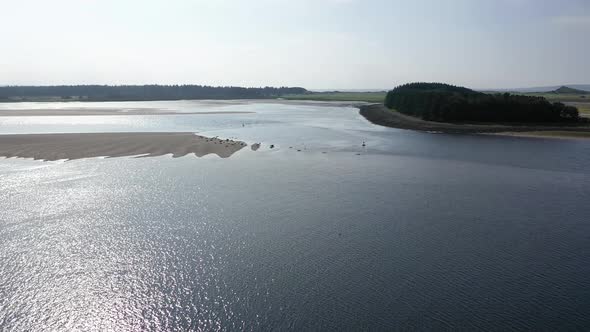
[
  {"left": 0, "top": 109, "right": 254, "bottom": 116},
  {"left": 0, "top": 132, "right": 247, "bottom": 161},
  {"left": 359, "top": 104, "right": 590, "bottom": 139}
]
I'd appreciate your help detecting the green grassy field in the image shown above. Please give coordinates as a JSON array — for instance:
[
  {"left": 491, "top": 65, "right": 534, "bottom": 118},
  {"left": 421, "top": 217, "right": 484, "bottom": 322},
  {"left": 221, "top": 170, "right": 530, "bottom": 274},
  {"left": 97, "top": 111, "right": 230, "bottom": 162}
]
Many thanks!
[
  {"left": 525, "top": 93, "right": 589, "bottom": 103},
  {"left": 574, "top": 104, "right": 590, "bottom": 118},
  {"left": 283, "top": 92, "right": 386, "bottom": 103}
]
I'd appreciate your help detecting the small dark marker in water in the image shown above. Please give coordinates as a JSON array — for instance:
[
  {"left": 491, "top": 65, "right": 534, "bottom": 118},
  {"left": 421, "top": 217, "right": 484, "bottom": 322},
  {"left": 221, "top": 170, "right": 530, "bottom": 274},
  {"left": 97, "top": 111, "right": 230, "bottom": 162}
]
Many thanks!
[{"left": 270, "top": 144, "right": 275, "bottom": 149}]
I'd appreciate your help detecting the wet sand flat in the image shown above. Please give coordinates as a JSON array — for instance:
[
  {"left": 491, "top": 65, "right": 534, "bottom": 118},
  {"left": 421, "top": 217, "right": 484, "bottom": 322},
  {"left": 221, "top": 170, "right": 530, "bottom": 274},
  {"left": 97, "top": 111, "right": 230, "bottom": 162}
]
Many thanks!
[
  {"left": 0, "top": 99, "right": 363, "bottom": 117},
  {"left": 0, "top": 132, "right": 247, "bottom": 160}
]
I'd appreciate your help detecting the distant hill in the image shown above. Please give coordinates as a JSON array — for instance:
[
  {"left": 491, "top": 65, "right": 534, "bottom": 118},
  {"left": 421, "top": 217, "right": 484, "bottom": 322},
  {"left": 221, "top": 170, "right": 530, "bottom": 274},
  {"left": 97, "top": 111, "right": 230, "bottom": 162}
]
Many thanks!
[{"left": 552, "top": 86, "right": 589, "bottom": 94}]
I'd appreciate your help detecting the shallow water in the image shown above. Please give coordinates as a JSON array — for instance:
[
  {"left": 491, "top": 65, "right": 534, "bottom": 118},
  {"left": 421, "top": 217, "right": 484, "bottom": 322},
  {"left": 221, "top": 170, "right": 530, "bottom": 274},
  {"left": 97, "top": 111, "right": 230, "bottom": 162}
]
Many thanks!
[{"left": 1, "top": 101, "right": 590, "bottom": 330}]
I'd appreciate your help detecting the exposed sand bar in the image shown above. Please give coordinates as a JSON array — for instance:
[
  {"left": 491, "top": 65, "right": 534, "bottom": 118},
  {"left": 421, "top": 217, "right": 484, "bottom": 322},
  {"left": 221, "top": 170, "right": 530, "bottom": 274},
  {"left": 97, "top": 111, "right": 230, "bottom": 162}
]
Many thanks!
[
  {"left": 0, "top": 99, "right": 367, "bottom": 117},
  {"left": 0, "top": 132, "right": 247, "bottom": 161},
  {"left": 486, "top": 131, "right": 590, "bottom": 139},
  {"left": 0, "top": 108, "right": 253, "bottom": 116}
]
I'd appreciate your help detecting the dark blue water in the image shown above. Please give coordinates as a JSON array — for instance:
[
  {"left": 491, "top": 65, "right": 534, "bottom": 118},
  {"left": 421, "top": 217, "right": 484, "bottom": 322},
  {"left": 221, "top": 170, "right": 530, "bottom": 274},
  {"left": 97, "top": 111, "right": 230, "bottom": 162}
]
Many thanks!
[{"left": 1, "top": 101, "right": 590, "bottom": 330}]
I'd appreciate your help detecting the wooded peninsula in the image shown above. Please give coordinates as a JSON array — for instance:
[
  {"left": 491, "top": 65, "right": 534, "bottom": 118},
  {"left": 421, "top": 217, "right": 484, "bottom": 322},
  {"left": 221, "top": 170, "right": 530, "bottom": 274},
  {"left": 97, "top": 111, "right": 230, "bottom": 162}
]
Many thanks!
[{"left": 385, "top": 83, "right": 582, "bottom": 123}]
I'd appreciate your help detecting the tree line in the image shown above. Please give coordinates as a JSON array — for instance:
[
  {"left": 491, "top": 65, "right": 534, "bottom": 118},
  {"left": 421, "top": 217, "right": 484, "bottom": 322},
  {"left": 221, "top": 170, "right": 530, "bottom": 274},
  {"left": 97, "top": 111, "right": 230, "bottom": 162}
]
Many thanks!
[
  {"left": 0, "top": 85, "right": 308, "bottom": 101},
  {"left": 385, "top": 83, "right": 581, "bottom": 123}
]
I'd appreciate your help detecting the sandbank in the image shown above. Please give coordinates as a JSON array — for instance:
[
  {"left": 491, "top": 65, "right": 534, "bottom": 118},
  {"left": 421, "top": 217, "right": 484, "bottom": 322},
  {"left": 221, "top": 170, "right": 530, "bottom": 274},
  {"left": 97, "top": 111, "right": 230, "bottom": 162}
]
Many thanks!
[{"left": 0, "top": 132, "right": 247, "bottom": 161}]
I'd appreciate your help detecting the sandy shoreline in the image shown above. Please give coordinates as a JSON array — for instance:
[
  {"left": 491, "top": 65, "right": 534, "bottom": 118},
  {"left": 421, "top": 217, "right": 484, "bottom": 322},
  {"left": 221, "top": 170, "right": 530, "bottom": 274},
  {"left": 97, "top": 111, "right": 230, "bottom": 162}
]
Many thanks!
[
  {"left": 0, "top": 132, "right": 247, "bottom": 161},
  {"left": 483, "top": 131, "right": 590, "bottom": 139},
  {"left": 359, "top": 104, "right": 590, "bottom": 138}
]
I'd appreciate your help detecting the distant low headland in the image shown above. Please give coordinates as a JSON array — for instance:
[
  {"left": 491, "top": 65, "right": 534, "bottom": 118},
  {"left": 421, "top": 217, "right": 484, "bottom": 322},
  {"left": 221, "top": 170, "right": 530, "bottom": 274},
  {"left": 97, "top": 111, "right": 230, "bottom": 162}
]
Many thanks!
[{"left": 0, "top": 85, "right": 308, "bottom": 102}]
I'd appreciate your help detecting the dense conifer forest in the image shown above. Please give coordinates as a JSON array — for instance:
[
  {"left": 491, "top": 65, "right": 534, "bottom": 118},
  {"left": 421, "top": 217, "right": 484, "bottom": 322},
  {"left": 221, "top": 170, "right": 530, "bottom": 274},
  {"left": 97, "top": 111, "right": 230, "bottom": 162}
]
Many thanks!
[{"left": 385, "top": 83, "right": 581, "bottom": 123}]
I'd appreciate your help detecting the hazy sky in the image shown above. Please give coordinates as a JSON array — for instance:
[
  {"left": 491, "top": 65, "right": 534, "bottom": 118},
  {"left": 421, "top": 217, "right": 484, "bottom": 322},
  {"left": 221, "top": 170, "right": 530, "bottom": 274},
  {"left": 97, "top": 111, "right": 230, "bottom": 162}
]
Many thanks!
[{"left": 1, "top": 0, "right": 589, "bottom": 89}]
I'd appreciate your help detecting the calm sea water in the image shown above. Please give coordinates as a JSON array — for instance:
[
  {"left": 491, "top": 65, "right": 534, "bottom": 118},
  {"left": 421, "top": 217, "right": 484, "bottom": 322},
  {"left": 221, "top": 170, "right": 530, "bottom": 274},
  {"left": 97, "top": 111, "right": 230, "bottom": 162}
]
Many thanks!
[{"left": 1, "top": 101, "right": 590, "bottom": 330}]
